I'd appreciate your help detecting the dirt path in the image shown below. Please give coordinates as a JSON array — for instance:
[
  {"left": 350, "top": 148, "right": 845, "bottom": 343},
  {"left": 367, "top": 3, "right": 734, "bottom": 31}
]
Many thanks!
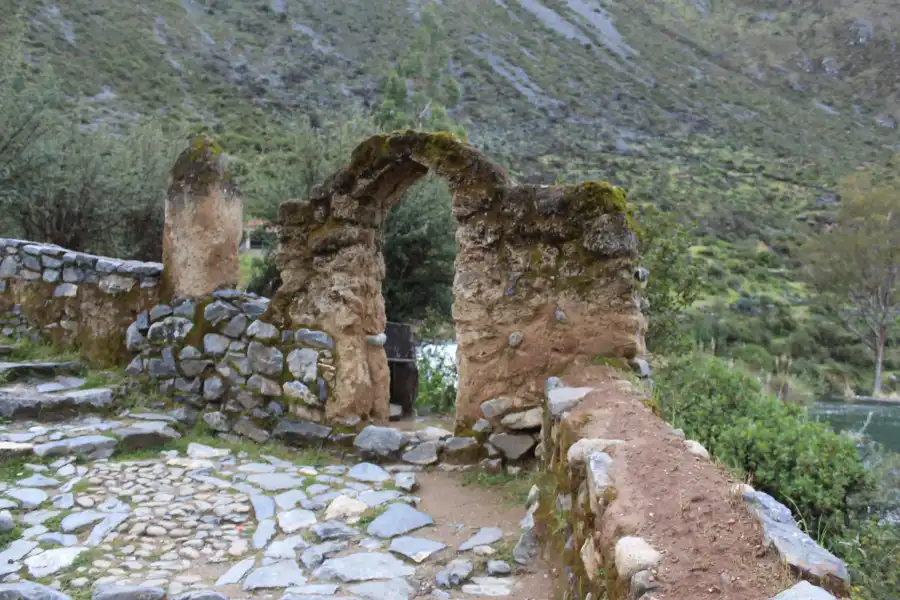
[
  {"left": 565, "top": 363, "right": 788, "bottom": 599},
  {"left": 415, "top": 471, "right": 561, "bottom": 600}
]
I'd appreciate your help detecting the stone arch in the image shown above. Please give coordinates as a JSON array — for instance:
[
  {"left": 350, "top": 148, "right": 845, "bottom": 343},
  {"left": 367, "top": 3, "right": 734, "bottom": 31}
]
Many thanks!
[{"left": 268, "top": 130, "right": 646, "bottom": 430}]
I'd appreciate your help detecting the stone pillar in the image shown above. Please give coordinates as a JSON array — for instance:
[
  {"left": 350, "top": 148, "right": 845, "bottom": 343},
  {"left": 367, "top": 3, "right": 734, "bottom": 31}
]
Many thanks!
[{"left": 162, "top": 135, "right": 242, "bottom": 300}]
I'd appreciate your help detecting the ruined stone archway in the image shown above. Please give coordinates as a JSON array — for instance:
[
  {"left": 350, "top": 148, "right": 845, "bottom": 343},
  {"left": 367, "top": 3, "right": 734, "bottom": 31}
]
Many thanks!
[{"left": 268, "top": 131, "right": 646, "bottom": 430}]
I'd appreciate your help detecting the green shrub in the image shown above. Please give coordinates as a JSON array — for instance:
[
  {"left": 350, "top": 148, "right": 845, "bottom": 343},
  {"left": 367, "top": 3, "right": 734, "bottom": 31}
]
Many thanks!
[
  {"left": 730, "top": 343, "right": 775, "bottom": 372},
  {"left": 654, "top": 353, "right": 872, "bottom": 533},
  {"left": 415, "top": 343, "right": 457, "bottom": 415},
  {"left": 245, "top": 250, "right": 282, "bottom": 298},
  {"left": 840, "top": 520, "right": 900, "bottom": 600}
]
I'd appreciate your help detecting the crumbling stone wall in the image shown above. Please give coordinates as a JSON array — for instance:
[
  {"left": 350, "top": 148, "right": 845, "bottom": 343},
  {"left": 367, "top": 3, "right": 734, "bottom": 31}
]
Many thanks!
[
  {"left": 124, "top": 290, "right": 340, "bottom": 441},
  {"left": 270, "top": 131, "right": 647, "bottom": 430},
  {"left": 0, "top": 238, "right": 162, "bottom": 365}
]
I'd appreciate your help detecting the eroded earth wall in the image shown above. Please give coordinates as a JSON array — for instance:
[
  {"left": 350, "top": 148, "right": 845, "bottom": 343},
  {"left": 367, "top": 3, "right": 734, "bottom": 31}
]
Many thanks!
[
  {"left": 538, "top": 365, "right": 851, "bottom": 600},
  {"left": 269, "top": 131, "right": 647, "bottom": 430}
]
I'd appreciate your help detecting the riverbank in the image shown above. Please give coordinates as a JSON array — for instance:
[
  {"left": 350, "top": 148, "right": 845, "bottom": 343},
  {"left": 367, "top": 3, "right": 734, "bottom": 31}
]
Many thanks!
[{"left": 851, "top": 395, "right": 900, "bottom": 405}]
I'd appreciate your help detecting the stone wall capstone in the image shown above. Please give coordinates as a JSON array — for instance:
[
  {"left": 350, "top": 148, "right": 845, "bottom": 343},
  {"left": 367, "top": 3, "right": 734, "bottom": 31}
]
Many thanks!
[{"left": 0, "top": 238, "right": 162, "bottom": 365}]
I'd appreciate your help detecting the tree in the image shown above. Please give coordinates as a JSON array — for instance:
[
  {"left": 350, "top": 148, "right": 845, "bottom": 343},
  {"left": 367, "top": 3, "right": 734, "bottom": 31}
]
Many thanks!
[
  {"left": 801, "top": 164, "right": 900, "bottom": 396},
  {"left": 373, "top": 2, "right": 465, "bottom": 137},
  {"left": 0, "top": 7, "right": 63, "bottom": 202},
  {"left": 0, "top": 121, "right": 176, "bottom": 260},
  {"left": 383, "top": 175, "right": 456, "bottom": 322},
  {"left": 237, "top": 113, "right": 376, "bottom": 222}
]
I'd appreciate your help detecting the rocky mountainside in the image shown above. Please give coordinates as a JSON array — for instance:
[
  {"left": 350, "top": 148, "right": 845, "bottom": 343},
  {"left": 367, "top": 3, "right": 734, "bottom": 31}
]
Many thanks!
[{"left": 24, "top": 0, "right": 898, "bottom": 174}]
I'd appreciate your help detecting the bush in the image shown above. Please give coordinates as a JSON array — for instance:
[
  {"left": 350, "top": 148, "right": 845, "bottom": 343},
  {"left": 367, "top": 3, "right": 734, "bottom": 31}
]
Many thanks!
[
  {"left": 654, "top": 353, "right": 872, "bottom": 533},
  {"left": 729, "top": 343, "right": 775, "bottom": 372},
  {"left": 1, "top": 122, "right": 175, "bottom": 260},
  {"left": 245, "top": 250, "right": 282, "bottom": 298},
  {"left": 634, "top": 204, "right": 703, "bottom": 354},
  {"left": 414, "top": 343, "right": 457, "bottom": 414},
  {"left": 839, "top": 520, "right": 900, "bottom": 600}
]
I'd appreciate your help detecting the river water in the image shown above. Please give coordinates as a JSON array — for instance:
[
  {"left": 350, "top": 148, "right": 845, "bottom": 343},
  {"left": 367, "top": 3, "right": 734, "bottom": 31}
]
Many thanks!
[
  {"left": 809, "top": 400, "right": 900, "bottom": 453},
  {"left": 419, "top": 342, "right": 900, "bottom": 453}
]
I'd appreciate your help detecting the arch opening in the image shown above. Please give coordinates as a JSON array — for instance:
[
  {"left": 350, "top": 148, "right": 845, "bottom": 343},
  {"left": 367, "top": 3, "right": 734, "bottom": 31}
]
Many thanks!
[{"left": 269, "top": 130, "right": 647, "bottom": 432}]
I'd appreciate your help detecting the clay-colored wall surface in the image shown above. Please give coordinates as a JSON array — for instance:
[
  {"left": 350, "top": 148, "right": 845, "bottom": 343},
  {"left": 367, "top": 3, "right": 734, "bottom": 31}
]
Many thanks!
[
  {"left": 162, "top": 135, "right": 242, "bottom": 300},
  {"left": 0, "top": 239, "right": 161, "bottom": 365},
  {"left": 269, "top": 131, "right": 647, "bottom": 429}
]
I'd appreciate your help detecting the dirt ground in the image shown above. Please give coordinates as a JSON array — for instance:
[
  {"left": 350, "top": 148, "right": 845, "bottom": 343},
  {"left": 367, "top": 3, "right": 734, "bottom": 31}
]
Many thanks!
[
  {"left": 415, "top": 470, "right": 563, "bottom": 600},
  {"left": 564, "top": 361, "right": 791, "bottom": 600}
]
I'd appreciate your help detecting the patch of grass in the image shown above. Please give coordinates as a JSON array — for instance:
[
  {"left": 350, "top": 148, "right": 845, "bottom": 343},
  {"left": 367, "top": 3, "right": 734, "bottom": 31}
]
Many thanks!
[
  {"left": 42, "top": 547, "right": 101, "bottom": 600},
  {"left": 40, "top": 510, "right": 69, "bottom": 532},
  {"left": 68, "top": 478, "right": 91, "bottom": 495},
  {"left": 290, "top": 447, "right": 335, "bottom": 468},
  {"left": 460, "top": 470, "right": 539, "bottom": 507},
  {"left": 0, "top": 456, "right": 53, "bottom": 483},
  {"left": 117, "top": 382, "right": 171, "bottom": 412},
  {"left": 490, "top": 538, "right": 518, "bottom": 565},
  {"left": 0, "top": 525, "right": 22, "bottom": 549},
  {"left": 356, "top": 504, "right": 389, "bottom": 527},
  {"left": 79, "top": 369, "right": 127, "bottom": 390},
  {"left": 6, "top": 339, "right": 80, "bottom": 363}
]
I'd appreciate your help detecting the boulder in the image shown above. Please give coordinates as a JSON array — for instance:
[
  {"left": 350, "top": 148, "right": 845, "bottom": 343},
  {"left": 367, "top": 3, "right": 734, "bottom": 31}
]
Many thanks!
[
  {"left": 744, "top": 491, "right": 849, "bottom": 589},
  {"left": 614, "top": 536, "right": 662, "bottom": 581},
  {"left": 32, "top": 436, "right": 117, "bottom": 460},
  {"left": 273, "top": 418, "right": 333, "bottom": 445},
  {"left": 354, "top": 426, "right": 406, "bottom": 458},
  {"left": 442, "top": 436, "right": 481, "bottom": 464},
  {"left": 247, "top": 342, "right": 283, "bottom": 377},
  {"left": 146, "top": 317, "right": 193, "bottom": 345},
  {"left": 500, "top": 407, "right": 542, "bottom": 430},
  {"left": 0, "top": 581, "right": 73, "bottom": 600}
]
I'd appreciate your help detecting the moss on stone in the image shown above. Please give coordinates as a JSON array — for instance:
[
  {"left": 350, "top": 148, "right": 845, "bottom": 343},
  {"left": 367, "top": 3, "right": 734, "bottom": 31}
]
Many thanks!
[{"left": 170, "top": 134, "right": 231, "bottom": 189}]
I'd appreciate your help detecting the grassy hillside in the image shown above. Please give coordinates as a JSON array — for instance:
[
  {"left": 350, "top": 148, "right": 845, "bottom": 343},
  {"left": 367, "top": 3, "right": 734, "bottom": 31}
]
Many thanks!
[{"left": 15, "top": 0, "right": 900, "bottom": 393}]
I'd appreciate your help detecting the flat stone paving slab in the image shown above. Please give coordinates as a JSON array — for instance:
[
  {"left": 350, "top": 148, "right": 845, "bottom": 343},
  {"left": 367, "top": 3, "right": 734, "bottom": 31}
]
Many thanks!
[{"left": 0, "top": 412, "right": 548, "bottom": 600}]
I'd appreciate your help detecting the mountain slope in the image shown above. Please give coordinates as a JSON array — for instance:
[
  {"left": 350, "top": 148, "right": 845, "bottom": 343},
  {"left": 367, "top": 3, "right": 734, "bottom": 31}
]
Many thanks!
[
  {"left": 20, "top": 1, "right": 899, "bottom": 225},
  {"left": 14, "top": 0, "right": 900, "bottom": 388}
]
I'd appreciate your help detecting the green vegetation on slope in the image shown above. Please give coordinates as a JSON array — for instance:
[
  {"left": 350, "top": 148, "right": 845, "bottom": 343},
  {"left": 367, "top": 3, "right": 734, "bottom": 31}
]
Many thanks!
[{"left": 654, "top": 353, "right": 900, "bottom": 600}]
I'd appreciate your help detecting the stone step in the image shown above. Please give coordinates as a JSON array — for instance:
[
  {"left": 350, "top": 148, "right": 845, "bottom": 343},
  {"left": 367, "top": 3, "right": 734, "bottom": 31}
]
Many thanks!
[
  {"left": 0, "top": 388, "right": 113, "bottom": 422},
  {"left": 0, "top": 361, "right": 84, "bottom": 382},
  {"left": 7, "top": 423, "right": 181, "bottom": 461}
]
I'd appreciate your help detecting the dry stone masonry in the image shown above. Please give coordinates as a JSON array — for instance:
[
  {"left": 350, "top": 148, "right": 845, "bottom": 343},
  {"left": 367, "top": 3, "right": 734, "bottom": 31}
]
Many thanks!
[
  {"left": 268, "top": 131, "right": 647, "bottom": 429},
  {"left": 538, "top": 373, "right": 848, "bottom": 600},
  {"left": 0, "top": 239, "right": 162, "bottom": 365},
  {"left": 125, "top": 289, "right": 342, "bottom": 443}
]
